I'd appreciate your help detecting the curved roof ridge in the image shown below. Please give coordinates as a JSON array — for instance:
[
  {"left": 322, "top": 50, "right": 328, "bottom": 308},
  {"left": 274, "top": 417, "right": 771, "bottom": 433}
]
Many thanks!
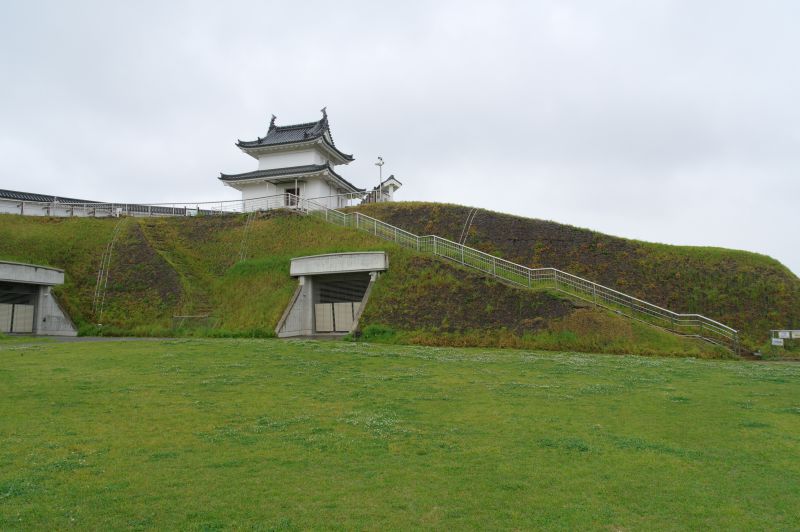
[
  {"left": 235, "top": 109, "right": 353, "bottom": 162},
  {"left": 274, "top": 121, "right": 320, "bottom": 131}
]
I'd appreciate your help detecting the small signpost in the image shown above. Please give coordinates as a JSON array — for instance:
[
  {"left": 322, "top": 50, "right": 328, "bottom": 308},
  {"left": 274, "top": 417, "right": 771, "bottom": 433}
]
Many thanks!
[{"left": 770, "top": 330, "right": 800, "bottom": 350}]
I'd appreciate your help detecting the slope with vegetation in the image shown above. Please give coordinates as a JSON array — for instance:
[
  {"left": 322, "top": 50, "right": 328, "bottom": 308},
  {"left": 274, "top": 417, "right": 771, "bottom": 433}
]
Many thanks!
[
  {"left": 0, "top": 211, "right": 723, "bottom": 357},
  {"left": 353, "top": 202, "right": 800, "bottom": 346}
]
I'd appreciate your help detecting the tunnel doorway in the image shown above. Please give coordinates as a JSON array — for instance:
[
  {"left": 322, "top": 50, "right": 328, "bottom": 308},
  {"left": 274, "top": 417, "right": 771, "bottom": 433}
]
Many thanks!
[
  {"left": 312, "top": 273, "right": 371, "bottom": 333},
  {"left": 0, "top": 282, "right": 36, "bottom": 333},
  {"left": 276, "top": 252, "right": 389, "bottom": 338}
]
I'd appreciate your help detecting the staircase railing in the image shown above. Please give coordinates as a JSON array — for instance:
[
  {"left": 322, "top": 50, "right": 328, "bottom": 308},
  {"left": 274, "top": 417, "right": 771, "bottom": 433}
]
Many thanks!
[{"left": 287, "top": 194, "right": 739, "bottom": 353}]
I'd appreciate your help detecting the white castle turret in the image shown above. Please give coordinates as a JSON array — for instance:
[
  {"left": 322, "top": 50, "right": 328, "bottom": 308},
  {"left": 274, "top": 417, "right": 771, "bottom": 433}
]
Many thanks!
[{"left": 220, "top": 108, "right": 399, "bottom": 210}]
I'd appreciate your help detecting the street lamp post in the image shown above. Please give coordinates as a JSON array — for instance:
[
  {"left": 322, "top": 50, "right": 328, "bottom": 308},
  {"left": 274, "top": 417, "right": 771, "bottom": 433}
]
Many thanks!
[{"left": 375, "top": 156, "right": 384, "bottom": 203}]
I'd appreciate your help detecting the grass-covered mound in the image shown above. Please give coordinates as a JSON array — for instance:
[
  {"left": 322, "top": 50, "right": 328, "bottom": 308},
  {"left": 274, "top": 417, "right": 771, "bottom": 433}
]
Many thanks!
[
  {"left": 353, "top": 202, "right": 800, "bottom": 346},
  {"left": 0, "top": 212, "right": 723, "bottom": 357},
  {"left": 0, "top": 216, "right": 118, "bottom": 329},
  {"left": 1, "top": 338, "right": 798, "bottom": 529},
  {"left": 359, "top": 254, "right": 726, "bottom": 358},
  {"left": 0, "top": 213, "right": 380, "bottom": 336}
]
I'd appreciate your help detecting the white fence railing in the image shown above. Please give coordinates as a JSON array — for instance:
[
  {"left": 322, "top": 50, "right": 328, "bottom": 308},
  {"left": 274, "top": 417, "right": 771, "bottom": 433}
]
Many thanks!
[
  {"left": 0, "top": 190, "right": 391, "bottom": 218},
  {"left": 2, "top": 192, "right": 740, "bottom": 351},
  {"left": 1, "top": 196, "right": 257, "bottom": 218}
]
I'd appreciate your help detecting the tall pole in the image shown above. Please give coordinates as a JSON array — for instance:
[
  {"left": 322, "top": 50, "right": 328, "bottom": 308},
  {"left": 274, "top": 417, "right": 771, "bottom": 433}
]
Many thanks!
[{"left": 375, "top": 156, "right": 384, "bottom": 203}]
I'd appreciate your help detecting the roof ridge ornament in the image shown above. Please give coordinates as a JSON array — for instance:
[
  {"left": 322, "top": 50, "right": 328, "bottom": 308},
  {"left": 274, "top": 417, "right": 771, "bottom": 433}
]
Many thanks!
[{"left": 233, "top": 108, "right": 353, "bottom": 163}]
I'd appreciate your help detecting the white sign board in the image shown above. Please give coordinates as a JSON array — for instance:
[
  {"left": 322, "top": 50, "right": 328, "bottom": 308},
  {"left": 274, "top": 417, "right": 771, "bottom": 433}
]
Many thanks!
[
  {"left": 772, "top": 338, "right": 784, "bottom": 347},
  {"left": 793, "top": 331, "right": 800, "bottom": 339},
  {"left": 778, "top": 331, "right": 791, "bottom": 339}
]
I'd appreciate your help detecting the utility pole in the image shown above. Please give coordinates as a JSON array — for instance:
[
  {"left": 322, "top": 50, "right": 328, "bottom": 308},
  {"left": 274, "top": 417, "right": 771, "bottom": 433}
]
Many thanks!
[{"left": 375, "top": 156, "right": 384, "bottom": 203}]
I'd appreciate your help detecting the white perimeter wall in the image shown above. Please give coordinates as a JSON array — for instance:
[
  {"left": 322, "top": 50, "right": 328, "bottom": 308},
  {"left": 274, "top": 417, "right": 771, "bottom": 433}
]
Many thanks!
[
  {"left": 0, "top": 198, "right": 22, "bottom": 215},
  {"left": 0, "top": 199, "right": 109, "bottom": 218}
]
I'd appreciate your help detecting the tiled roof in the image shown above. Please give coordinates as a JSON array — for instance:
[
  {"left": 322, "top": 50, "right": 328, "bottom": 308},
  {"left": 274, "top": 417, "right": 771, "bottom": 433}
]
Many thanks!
[
  {"left": 219, "top": 164, "right": 365, "bottom": 192},
  {"left": 368, "top": 175, "right": 403, "bottom": 192},
  {"left": 382, "top": 175, "right": 403, "bottom": 186},
  {"left": 0, "top": 189, "right": 98, "bottom": 203},
  {"left": 236, "top": 109, "right": 354, "bottom": 162},
  {"left": 238, "top": 121, "right": 324, "bottom": 147}
]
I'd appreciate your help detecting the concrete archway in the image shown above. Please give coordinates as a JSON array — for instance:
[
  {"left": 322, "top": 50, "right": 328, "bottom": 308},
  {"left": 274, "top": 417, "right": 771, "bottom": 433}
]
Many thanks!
[
  {"left": 0, "top": 261, "right": 77, "bottom": 336},
  {"left": 276, "top": 252, "right": 388, "bottom": 337}
]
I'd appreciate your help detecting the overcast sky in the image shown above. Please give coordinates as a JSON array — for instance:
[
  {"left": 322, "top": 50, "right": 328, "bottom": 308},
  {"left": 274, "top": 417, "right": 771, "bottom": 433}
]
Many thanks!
[{"left": 1, "top": 1, "right": 798, "bottom": 275}]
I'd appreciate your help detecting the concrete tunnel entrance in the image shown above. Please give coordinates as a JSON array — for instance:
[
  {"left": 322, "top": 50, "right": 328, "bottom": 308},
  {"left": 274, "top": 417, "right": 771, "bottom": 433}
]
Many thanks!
[
  {"left": 276, "top": 252, "right": 388, "bottom": 337},
  {"left": 312, "top": 273, "right": 371, "bottom": 333},
  {"left": 0, "top": 261, "right": 77, "bottom": 336}
]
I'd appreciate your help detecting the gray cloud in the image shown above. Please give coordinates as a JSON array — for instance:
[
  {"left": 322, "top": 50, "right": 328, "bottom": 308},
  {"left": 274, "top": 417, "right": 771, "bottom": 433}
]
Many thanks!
[{"left": 1, "top": 0, "right": 798, "bottom": 275}]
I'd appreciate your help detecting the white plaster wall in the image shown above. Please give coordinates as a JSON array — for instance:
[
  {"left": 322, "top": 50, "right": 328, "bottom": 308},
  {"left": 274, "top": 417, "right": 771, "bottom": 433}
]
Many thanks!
[
  {"left": 305, "top": 178, "right": 347, "bottom": 209},
  {"left": 304, "top": 179, "right": 327, "bottom": 198},
  {"left": 257, "top": 149, "right": 327, "bottom": 170},
  {"left": 240, "top": 181, "right": 278, "bottom": 200},
  {"left": 0, "top": 199, "right": 116, "bottom": 218},
  {"left": 298, "top": 179, "right": 340, "bottom": 209},
  {"left": 237, "top": 179, "right": 342, "bottom": 211},
  {"left": 239, "top": 181, "right": 280, "bottom": 211},
  {"left": 0, "top": 200, "right": 74, "bottom": 217},
  {"left": 0, "top": 199, "right": 24, "bottom": 215}
]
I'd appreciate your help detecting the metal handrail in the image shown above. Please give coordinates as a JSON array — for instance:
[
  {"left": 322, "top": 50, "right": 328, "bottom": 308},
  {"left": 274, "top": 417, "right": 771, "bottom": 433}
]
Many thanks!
[{"left": 289, "top": 194, "right": 739, "bottom": 352}]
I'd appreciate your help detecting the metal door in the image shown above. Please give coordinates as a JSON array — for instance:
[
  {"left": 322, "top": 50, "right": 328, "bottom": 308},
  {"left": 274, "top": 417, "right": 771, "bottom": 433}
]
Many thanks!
[
  {"left": 333, "top": 302, "right": 354, "bottom": 332},
  {"left": 314, "top": 303, "right": 334, "bottom": 332},
  {"left": 0, "top": 303, "right": 11, "bottom": 333}
]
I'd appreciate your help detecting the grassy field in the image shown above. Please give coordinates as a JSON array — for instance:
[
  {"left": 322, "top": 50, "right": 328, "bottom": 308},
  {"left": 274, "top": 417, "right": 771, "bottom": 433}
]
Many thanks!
[{"left": 1, "top": 339, "right": 798, "bottom": 530}]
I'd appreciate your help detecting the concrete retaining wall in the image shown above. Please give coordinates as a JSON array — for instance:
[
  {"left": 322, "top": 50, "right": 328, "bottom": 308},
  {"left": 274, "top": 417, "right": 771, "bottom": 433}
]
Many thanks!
[
  {"left": 0, "top": 261, "right": 65, "bottom": 286},
  {"left": 290, "top": 252, "right": 389, "bottom": 277}
]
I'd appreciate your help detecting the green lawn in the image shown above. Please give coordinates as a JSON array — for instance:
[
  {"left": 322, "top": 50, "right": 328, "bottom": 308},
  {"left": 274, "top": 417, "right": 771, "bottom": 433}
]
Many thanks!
[{"left": 1, "top": 339, "right": 799, "bottom": 530}]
